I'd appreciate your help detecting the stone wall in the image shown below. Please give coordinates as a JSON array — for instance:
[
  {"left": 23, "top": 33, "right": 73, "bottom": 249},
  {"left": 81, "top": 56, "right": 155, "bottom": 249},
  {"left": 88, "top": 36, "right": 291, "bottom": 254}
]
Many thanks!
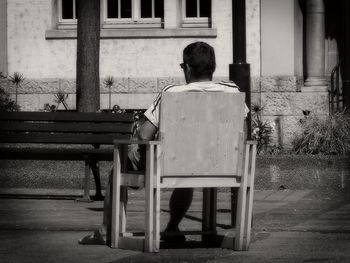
[
  {"left": 252, "top": 76, "right": 329, "bottom": 148},
  {"left": 1, "top": 76, "right": 234, "bottom": 110},
  {"left": 1, "top": 75, "right": 329, "bottom": 149}
]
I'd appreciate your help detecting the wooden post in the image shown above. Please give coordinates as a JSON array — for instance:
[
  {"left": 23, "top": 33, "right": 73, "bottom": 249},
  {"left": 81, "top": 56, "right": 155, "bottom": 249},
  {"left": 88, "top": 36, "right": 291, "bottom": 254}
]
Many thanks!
[{"left": 76, "top": 0, "right": 100, "bottom": 112}]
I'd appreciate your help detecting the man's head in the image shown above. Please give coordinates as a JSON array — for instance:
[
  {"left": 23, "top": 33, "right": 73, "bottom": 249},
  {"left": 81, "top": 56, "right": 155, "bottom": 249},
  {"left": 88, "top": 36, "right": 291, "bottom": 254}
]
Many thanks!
[{"left": 181, "top": 42, "right": 216, "bottom": 83}]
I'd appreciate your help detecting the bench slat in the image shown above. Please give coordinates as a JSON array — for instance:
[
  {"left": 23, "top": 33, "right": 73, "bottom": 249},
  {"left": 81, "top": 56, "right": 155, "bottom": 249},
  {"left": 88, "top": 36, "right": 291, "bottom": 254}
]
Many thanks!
[
  {"left": 0, "top": 122, "right": 133, "bottom": 133},
  {"left": 0, "top": 133, "right": 131, "bottom": 144},
  {"left": 0, "top": 148, "right": 114, "bottom": 161},
  {"left": 0, "top": 112, "right": 135, "bottom": 122}
]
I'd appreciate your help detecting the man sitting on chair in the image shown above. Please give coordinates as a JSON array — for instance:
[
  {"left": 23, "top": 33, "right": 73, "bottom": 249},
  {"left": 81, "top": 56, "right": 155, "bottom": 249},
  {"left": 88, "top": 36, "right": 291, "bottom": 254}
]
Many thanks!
[{"left": 79, "top": 41, "right": 244, "bottom": 245}]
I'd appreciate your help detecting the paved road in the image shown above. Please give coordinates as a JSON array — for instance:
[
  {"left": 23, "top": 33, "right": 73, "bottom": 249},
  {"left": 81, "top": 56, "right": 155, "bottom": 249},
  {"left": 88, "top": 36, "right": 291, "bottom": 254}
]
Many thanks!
[{"left": 0, "top": 189, "right": 349, "bottom": 263}]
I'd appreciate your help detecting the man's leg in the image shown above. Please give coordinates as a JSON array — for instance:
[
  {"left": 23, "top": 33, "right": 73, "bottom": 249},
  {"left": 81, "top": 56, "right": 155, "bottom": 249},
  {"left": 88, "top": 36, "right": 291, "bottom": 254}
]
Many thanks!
[
  {"left": 78, "top": 170, "right": 112, "bottom": 245},
  {"left": 162, "top": 188, "right": 193, "bottom": 242},
  {"left": 79, "top": 144, "right": 141, "bottom": 245}
]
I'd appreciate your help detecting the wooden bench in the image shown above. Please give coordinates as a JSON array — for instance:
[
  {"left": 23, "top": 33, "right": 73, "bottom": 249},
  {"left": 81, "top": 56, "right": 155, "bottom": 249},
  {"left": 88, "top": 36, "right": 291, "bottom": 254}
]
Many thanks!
[{"left": 0, "top": 111, "right": 135, "bottom": 201}]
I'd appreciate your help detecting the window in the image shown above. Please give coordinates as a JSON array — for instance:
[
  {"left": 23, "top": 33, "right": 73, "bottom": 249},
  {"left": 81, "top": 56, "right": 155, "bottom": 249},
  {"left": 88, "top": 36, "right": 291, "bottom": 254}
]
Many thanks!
[
  {"left": 182, "top": 0, "right": 211, "bottom": 28},
  {"left": 57, "top": 0, "right": 164, "bottom": 29},
  {"left": 58, "top": 0, "right": 78, "bottom": 29},
  {"left": 103, "top": 0, "right": 164, "bottom": 28}
]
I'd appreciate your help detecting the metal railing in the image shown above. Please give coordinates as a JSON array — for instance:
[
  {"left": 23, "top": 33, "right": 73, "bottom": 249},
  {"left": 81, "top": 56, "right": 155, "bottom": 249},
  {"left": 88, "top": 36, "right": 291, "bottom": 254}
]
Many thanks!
[{"left": 329, "top": 60, "right": 343, "bottom": 114}]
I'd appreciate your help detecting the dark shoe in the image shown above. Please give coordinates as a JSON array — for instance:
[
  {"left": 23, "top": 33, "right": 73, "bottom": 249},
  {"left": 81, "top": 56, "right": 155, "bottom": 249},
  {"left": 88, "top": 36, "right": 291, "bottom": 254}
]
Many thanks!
[
  {"left": 92, "top": 194, "right": 104, "bottom": 201},
  {"left": 161, "top": 227, "right": 186, "bottom": 243},
  {"left": 78, "top": 230, "right": 106, "bottom": 245}
]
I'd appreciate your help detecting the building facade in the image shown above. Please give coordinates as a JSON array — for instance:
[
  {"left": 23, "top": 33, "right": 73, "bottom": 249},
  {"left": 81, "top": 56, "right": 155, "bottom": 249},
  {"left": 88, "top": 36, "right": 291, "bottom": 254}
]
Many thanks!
[{"left": 0, "top": 0, "right": 347, "bottom": 147}]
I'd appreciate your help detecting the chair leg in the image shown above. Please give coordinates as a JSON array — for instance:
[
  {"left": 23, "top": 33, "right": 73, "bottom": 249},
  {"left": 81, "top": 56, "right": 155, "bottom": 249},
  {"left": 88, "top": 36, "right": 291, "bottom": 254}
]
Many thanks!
[
  {"left": 111, "top": 147, "right": 122, "bottom": 248},
  {"left": 235, "top": 143, "right": 250, "bottom": 251},
  {"left": 234, "top": 185, "right": 247, "bottom": 251},
  {"left": 153, "top": 145, "right": 161, "bottom": 252},
  {"left": 145, "top": 144, "right": 155, "bottom": 252},
  {"left": 120, "top": 186, "right": 128, "bottom": 235},
  {"left": 202, "top": 188, "right": 217, "bottom": 244},
  {"left": 230, "top": 188, "right": 239, "bottom": 227},
  {"left": 243, "top": 144, "right": 257, "bottom": 250},
  {"left": 243, "top": 186, "right": 253, "bottom": 250}
]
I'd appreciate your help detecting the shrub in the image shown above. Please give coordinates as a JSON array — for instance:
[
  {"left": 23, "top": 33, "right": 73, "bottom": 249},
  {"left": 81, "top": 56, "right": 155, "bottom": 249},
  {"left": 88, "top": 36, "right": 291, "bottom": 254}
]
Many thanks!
[
  {"left": 0, "top": 73, "right": 19, "bottom": 112},
  {"left": 0, "top": 87, "right": 20, "bottom": 111},
  {"left": 251, "top": 104, "right": 274, "bottom": 154},
  {"left": 292, "top": 111, "right": 350, "bottom": 155}
]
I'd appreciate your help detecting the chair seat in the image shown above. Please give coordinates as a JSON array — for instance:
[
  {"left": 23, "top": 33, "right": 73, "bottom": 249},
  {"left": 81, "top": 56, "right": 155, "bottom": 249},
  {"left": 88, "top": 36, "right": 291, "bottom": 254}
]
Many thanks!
[{"left": 160, "top": 176, "right": 241, "bottom": 188}]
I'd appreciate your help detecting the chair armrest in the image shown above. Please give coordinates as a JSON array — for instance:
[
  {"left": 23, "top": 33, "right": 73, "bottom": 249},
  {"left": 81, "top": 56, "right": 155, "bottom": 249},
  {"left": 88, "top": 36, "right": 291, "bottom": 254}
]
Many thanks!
[
  {"left": 113, "top": 139, "right": 160, "bottom": 146},
  {"left": 245, "top": 140, "right": 257, "bottom": 145}
]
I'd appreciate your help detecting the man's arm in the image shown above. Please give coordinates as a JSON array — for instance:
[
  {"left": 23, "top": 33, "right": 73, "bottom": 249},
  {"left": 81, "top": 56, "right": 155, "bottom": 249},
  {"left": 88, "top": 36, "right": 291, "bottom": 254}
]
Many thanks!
[{"left": 138, "top": 119, "right": 158, "bottom": 141}]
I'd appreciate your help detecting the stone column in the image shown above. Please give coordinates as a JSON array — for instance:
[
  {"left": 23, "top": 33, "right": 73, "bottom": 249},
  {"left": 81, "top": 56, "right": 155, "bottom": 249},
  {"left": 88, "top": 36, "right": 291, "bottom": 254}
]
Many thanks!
[
  {"left": 304, "top": 0, "right": 327, "bottom": 90},
  {"left": 0, "top": 0, "right": 7, "bottom": 75}
]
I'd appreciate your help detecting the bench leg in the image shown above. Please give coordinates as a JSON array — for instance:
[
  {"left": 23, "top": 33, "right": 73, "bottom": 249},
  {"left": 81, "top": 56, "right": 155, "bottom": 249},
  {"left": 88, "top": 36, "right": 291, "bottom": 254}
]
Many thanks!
[
  {"left": 76, "top": 160, "right": 93, "bottom": 202},
  {"left": 90, "top": 160, "right": 104, "bottom": 201}
]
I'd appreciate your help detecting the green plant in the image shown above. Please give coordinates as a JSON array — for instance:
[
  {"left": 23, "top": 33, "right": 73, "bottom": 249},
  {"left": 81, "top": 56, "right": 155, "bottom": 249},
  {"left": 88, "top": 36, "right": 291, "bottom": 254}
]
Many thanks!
[
  {"left": 292, "top": 111, "right": 350, "bottom": 155},
  {"left": 251, "top": 104, "right": 274, "bottom": 154},
  {"left": 8, "top": 72, "right": 25, "bottom": 105},
  {"left": 42, "top": 90, "right": 69, "bottom": 112},
  {"left": 54, "top": 89, "right": 69, "bottom": 110},
  {"left": 103, "top": 76, "right": 114, "bottom": 110}
]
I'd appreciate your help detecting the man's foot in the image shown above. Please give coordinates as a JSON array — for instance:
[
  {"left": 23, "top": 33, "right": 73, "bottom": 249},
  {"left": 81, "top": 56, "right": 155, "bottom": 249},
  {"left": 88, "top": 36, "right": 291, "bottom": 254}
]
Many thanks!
[
  {"left": 92, "top": 194, "right": 104, "bottom": 201},
  {"left": 160, "top": 227, "right": 186, "bottom": 243},
  {"left": 78, "top": 230, "right": 106, "bottom": 245}
]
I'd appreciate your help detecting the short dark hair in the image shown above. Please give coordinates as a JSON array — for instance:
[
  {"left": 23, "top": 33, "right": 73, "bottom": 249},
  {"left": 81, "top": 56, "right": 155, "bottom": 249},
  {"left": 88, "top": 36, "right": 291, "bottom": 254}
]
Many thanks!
[{"left": 183, "top": 42, "right": 216, "bottom": 79}]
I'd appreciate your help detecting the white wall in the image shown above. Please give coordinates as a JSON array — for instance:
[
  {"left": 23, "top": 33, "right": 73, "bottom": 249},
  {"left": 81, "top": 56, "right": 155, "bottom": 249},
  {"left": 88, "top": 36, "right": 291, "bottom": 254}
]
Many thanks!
[
  {"left": 7, "top": 0, "right": 244, "bottom": 79},
  {"left": 261, "top": 0, "right": 303, "bottom": 76},
  {"left": 246, "top": 0, "right": 261, "bottom": 77}
]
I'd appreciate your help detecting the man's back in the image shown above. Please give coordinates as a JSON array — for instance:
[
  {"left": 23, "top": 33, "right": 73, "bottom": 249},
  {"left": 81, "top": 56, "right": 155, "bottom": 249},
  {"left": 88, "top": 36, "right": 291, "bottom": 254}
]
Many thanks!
[{"left": 163, "top": 81, "right": 240, "bottom": 93}]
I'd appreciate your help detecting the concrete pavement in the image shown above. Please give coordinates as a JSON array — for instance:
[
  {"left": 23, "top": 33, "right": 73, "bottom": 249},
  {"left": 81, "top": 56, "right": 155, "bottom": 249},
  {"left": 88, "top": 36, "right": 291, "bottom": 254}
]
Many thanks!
[{"left": 0, "top": 188, "right": 349, "bottom": 263}]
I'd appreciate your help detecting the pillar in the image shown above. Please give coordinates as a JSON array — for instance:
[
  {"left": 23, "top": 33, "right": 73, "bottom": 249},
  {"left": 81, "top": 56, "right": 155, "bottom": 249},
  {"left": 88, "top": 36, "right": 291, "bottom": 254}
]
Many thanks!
[
  {"left": 304, "top": 0, "right": 327, "bottom": 89},
  {"left": 229, "top": 0, "right": 251, "bottom": 138},
  {"left": 0, "top": 0, "right": 7, "bottom": 75}
]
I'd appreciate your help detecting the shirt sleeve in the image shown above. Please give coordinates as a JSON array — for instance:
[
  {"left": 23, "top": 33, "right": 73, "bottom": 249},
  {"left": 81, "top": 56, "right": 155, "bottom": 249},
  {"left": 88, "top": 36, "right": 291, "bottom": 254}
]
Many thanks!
[
  {"left": 244, "top": 104, "right": 249, "bottom": 118},
  {"left": 144, "top": 94, "right": 161, "bottom": 128}
]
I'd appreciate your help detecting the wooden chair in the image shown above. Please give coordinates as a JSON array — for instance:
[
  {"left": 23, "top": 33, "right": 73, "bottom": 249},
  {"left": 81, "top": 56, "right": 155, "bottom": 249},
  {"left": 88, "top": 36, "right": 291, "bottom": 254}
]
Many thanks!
[{"left": 111, "top": 92, "right": 257, "bottom": 252}]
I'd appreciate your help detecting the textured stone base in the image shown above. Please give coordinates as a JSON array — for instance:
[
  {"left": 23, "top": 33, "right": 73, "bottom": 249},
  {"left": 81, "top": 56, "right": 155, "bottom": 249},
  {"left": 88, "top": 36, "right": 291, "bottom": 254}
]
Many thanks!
[
  {"left": 251, "top": 76, "right": 329, "bottom": 148},
  {"left": 1, "top": 76, "right": 329, "bottom": 148},
  {"left": 1, "top": 155, "right": 348, "bottom": 190},
  {"left": 255, "top": 155, "right": 350, "bottom": 190}
]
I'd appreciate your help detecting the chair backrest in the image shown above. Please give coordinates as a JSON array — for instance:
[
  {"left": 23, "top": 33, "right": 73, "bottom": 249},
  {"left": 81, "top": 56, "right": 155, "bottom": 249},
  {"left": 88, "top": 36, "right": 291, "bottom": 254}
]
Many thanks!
[{"left": 159, "top": 92, "right": 245, "bottom": 178}]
